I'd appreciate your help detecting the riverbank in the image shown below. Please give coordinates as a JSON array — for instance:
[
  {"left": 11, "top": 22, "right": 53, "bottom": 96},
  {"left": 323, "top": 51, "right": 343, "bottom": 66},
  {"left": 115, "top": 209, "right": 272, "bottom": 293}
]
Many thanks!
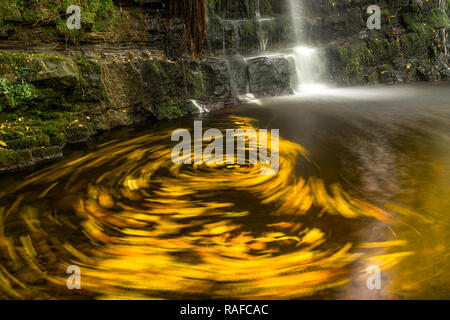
[
  {"left": 0, "top": 50, "right": 297, "bottom": 172},
  {"left": 1, "top": 49, "right": 449, "bottom": 173},
  {"left": 0, "top": 51, "right": 189, "bottom": 172}
]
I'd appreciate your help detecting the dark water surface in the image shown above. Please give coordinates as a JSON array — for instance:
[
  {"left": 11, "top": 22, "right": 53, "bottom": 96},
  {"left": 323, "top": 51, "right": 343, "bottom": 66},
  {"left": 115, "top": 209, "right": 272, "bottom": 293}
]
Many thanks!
[{"left": 0, "top": 82, "right": 449, "bottom": 299}]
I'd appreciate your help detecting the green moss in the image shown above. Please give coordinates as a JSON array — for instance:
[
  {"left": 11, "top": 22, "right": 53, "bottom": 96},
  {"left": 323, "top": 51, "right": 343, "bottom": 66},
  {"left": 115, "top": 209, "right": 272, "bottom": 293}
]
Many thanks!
[
  {"left": 49, "top": 133, "right": 67, "bottom": 147},
  {"left": 336, "top": 44, "right": 373, "bottom": 85},
  {"left": 152, "top": 100, "right": 196, "bottom": 121},
  {"left": 153, "top": 103, "right": 184, "bottom": 120},
  {"left": 366, "top": 69, "right": 379, "bottom": 85},
  {"left": 30, "top": 146, "right": 61, "bottom": 159},
  {"left": 1, "top": 109, "right": 93, "bottom": 149},
  {"left": 65, "top": 123, "right": 95, "bottom": 142},
  {"left": 400, "top": 33, "right": 431, "bottom": 58},
  {"left": 239, "top": 20, "right": 259, "bottom": 52},
  {"left": 366, "top": 38, "right": 400, "bottom": 64},
  {"left": 0, "top": 148, "right": 32, "bottom": 168},
  {"left": 27, "top": 53, "right": 67, "bottom": 63},
  {"left": 184, "top": 61, "right": 206, "bottom": 100},
  {"left": 0, "top": 0, "right": 117, "bottom": 41},
  {"left": 0, "top": 0, "right": 24, "bottom": 27},
  {"left": 377, "top": 64, "right": 396, "bottom": 84},
  {"left": 5, "top": 133, "right": 50, "bottom": 150},
  {"left": 0, "top": 51, "right": 100, "bottom": 171},
  {"left": 0, "top": 145, "right": 63, "bottom": 169},
  {"left": 0, "top": 53, "right": 41, "bottom": 110},
  {"left": 75, "top": 59, "right": 104, "bottom": 101},
  {"left": 0, "top": 52, "right": 84, "bottom": 114},
  {"left": 189, "top": 72, "right": 206, "bottom": 99},
  {"left": 427, "top": 8, "right": 450, "bottom": 28},
  {"left": 0, "top": 78, "right": 37, "bottom": 111}
]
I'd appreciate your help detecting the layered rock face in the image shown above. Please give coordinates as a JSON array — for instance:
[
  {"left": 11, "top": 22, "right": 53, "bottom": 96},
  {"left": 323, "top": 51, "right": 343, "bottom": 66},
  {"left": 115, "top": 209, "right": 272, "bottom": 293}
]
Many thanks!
[
  {"left": 0, "top": 52, "right": 217, "bottom": 170},
  {"left": 0, "top": 51, "right": 294, "bottom": 170},
  {"left": 247, "top": 57, "right": 293, "bottom": 96},
  {"left": 206, "top": 0, "right": 290, "bottom": 55},
  {"left": 207, "top": 0, "right": 450, "bottom": 86},
  {"left": 317, "top": 0, "right": 450, "bottom": 85}
]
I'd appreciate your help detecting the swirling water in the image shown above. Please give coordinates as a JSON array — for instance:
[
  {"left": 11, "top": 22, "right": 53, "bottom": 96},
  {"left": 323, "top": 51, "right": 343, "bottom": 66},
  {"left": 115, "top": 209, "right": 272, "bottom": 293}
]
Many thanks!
[{"left": 0, "top": 82, "right": 449, "bottom": 299}]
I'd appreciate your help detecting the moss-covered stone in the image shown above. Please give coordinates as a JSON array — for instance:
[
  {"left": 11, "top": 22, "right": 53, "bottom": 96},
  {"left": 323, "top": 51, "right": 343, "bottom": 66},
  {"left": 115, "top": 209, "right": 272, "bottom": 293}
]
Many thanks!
[
  {"left": 0, "top": 52, "right": 84, "bottom": 115},
  {"left": 366, "top": 38, "right": 400, "bottom": 64},
  {"left": 0, "top": 0, "right": 117, "bottom": 40},
  {"left": 330, "top": 44, "right": 370, "bottom": 86},
  {"left": 76, "top": 59, "right": 104, "bottom": 102},
  {"left": 0, "top": 52, "right": 79, "bottom": 87},
  {"left": 0, "top": 148, "right": 33, "bottom": 169},
  {"left": 0, "top": 145, "right": 63, "bottom": 171},
  {"left": 399, "top": 33, "right": 431, "bottom": 58},
  {"left": 184, "top": 61, "right": 207, "bottom": 100}
]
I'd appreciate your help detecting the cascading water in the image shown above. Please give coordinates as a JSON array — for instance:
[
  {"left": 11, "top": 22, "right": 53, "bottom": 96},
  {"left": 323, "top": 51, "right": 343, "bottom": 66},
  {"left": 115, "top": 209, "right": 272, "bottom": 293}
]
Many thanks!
[
  {"left": 289, "top": 46, "right": 328, "bottom": 91},
  {"left": 288, "top": 0, "right": 303, "bottom": 43},
  {"left": 203, "top": 0, "right": 329, "bottom": 108},
  {"left": 443, "top": 28, "right": 448, "bottom": 55},
  {"left": 286, "top": 0, "right": 328, "bottom": 92},
  {"left": 439, "top": 0, "right": 448, "bottom": 55},
  {"left": 255, "top": 0, "right": 269, "bottom": 52}
]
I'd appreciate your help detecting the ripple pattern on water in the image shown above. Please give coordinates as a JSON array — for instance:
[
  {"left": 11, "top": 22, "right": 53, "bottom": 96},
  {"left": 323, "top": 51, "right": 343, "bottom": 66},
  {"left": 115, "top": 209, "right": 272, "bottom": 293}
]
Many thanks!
[{"left": 0, "top": 116, "right": 411, "bottom": 299}]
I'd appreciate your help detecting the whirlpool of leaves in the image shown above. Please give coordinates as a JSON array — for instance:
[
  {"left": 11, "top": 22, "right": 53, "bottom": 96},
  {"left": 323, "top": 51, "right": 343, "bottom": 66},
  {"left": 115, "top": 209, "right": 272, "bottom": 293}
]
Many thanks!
[{"left": 0, "top": 116, "right": 410, "bottom": 299}]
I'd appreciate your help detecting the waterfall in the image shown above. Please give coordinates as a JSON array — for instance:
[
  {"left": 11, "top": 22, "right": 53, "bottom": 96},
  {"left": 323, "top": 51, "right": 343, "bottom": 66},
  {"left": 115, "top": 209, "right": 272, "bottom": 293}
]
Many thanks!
[
  {"left": 255, "top": 0, "right": 269, "bottom": 52},
  {"left": 439, "top": 0, "right": 448, "bottom": 55},
  {"left": 443, "top": 28, "right": 448, "bottom": 55},
  {"left": 289, "top": 47, "right": 328, "bottom": 90},
  {"left": 288, "top": 0, "right": 303, "bottom": 43},
  {"left": 286, "top": 0, "right": 328, "bottom": 92},
  {"left": 222, "top": 20, "right": 240, "bottom": 55},
  {"left": 208, "top": 0, "right": 329, "bottom": 99},
  {"left": 225, "top": 59, "right": 240, "bottom": 96}
]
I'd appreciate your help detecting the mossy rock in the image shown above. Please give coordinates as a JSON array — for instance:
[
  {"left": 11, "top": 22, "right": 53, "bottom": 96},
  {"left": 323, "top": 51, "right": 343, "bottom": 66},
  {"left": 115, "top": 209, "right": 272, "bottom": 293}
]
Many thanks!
[
  {"left": 400, "top": 33, "right": 431, "bottom": 58},
  {"left": 332, "top": 45, "right": 367, "bottom": 85},
  {"left": 5, "top": 133, "right": 50, "bottom": 150},
  {"left": 364, "top": 68, "right": 379, "bottom": 85},
  {"left": 30, "top": 146, "right": 62, "bottom": 160},
  {"left": 0, "top": 53, "right": 79, "bottom": 88},
  {"left": 184, "top": 60, "right": 207, "bottom": 100},
  {"left": 65, "top": 123, "right": 95, "bottom": 143},
  {"left": 366, "top": 38, "right": 400, "bottom": 64},
  {"left": 0, "top": 0, "right": 117, "bottom": 40},
  {"left": 141, "top": 59, "right": 189, "bottom": 118},
  {"left": 0, "top": 146, "right": 63, "bottom": 171},
  {"left": 76, "top": 59, "right": 104, "bottom": 101},
  {"left": 0, "top": 148, "right": 32, "bottom": 169},
  {"left": 151, "top": 102, "right": 195, "bottom": 121}
]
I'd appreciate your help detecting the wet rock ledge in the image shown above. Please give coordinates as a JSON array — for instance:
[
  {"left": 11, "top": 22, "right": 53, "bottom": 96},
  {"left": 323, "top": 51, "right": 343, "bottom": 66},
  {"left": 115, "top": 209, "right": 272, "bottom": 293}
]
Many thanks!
[{"left": 0, "top": 51, "right": 293, "bottom": 172}]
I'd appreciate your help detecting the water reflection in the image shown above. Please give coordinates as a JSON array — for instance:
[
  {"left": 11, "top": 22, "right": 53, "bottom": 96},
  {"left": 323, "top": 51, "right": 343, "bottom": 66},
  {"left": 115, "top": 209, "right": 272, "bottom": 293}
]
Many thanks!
[{"left": 0, "top": 83, "right": 449, "bottom": 299}]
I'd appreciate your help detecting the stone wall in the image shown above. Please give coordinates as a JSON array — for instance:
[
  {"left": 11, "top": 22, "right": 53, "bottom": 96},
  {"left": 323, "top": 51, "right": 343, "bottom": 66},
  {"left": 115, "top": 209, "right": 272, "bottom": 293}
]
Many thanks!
[
  {"left": 0, "top": 51, "right": 295, "bottom": 171},
  {"left": 206, "top": 0, "right": 450, "bottom": 85},
  {"left": 310, "top": 0, "right": 450, "bottom": 85},
  {"left": 0, "top": 52, "right": 195, "bottom": 171},
  {"left": 206, "top": 0, "right": 291, "bottom": 55}
]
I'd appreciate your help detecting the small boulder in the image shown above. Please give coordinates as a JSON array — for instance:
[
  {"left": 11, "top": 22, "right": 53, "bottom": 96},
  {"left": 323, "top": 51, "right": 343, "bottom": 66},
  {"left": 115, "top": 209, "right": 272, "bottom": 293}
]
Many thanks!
[{"left": 247, "top": 56, "right": 294, "bottom": 97}]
